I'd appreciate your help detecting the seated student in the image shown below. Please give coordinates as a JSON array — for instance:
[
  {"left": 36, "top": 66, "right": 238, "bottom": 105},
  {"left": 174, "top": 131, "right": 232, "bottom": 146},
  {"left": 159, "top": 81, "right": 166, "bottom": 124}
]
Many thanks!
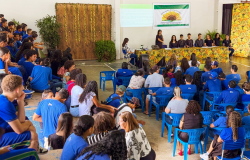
[
  {"left": 226, "top": 65, "right": 241, "bottom": 84},
  {"left": 127, "top": 70, "right": 145, "bottom": 89},
  {"left": 51, "top": 50, "right": 62, "bottom": 77},
  {"left": 6, "top": 21, "right": 15, "bottom": 34},
  {"left": 201, "top": 65, "right": 212, "bottom": 84},
  {"left": 218, "top": 72, "right": 243, "bottom": 93},
  {"left": 144, "top": 65, "right": 164, "bottom": 90},
  {"left": 23, "top": 50, "right": 37, "bottom": 83},
  {"left": 144, "top": 77, "right": 174, "bottom": 115},
  {"left": 48, "top": 113, "right": 73, "bottom": 150},
  {"left": 0, "top": 47, "right": 9, "bottom": 74},
  {"left": 21, "top": 23, "right": 27, "bottom": 36},
  {"left": 17, "top": 33, "right": 22, "bottom": 48},
  {"left": 14, "top": 25, "right": 22, "bottom": 34},
  {"left": 214, "top": 80, "right": 240, "bottom": 110},
  {"left": 66, "top": 68, "right": 82, "bottom": 95},
  {"left": 63, "top": 60, "right": 75, "bottom": 88},
  {"left": 188, "top": 53, "right": 201, "bottom": 67},
  {"left": 61, "top": 115, "right": 94, "bottom": 160},
  {"left": 209, "top": 105, "right": 234, "bottom": 137},
  {"left": 6, "top": 39, "right": 18, "bottom": 63},
  {"left": 195, "top": 33, "right": 204, "bottom": 47},
  {"left": 70, "top": 73, "right": 87, "bottom": 117},
  {"left": 87, "top": 112, "right": 115, "bottom": 145},
  {"left": 171, "top": 70, "right": 184, "bottom": 87},
  {"left": 119, "top": 111, "right": 156, "bottom": 160},
  {"left": 176, "top": 57, "right": 190, "bottom": 74},
  {"left": 32, "top": 33, "right": 44, "bottom": 51},
  {"left": 77, "top": 130, "right": 127, "bottom": 160},
  {"left": 169, "top": 35, "right": 178, "bottom": 48},
  {"left": 13, "top": 33, "right": 20, "bottom": 49},
  {"left": 204, "top": 34, "right": 214, "bottom": 47},
  {"left": 185, "top": 33, "right": 193, "bottom": 48},
  {"left": 167, "top": 54, "right": 178, "bottom": 68},
  {"left": 185, "top": 60, "right": 200, "bottom": 77},
  {"left": 236, "top": 83, "right": 250, "bottom": 110},
  {"left": 163, "top": 65, "right": 174, "bottom": 78},
  {"left": 33, "top": 88, "right": 69, "bottom": 149},
  {"left": 57, "top": 57, "right": 68, "bottom": 78},
  {"left": 223, "top": 34, "right": 234, "bottom": 59},
  {"left": 106, "top": 85, "right": 125, "bottom": 108},
  {"left": 22, "top": 28, "right": 32, "bottom": 41},
  {"left": 0, "top": 75, "right": 39, "bottom": 150},
  {"left": 211, "top": 61, "right": 223, "bottom": 75},
  {"left": 200, "top": 111, "right": 245, "bottom": 160},
  {"left": 178, "top": 34, "right": 185, "bottom": 48},
  {"left": 15, "top": 41, "right": 33, "bottom": 63},
  {"left": 79, "top": 81, "right": 117, "bottom": 116},
  {"left": 116, "top": 62, "right": 133, "bottom": 85},
  {"left": 179, "top": 74, "right": 197, "bottom": 94},
  {"left": 17, "top": 49, "right": 30, "bottom": 66},
  {"left": 242, "top": 104, "right": 250, "bottom": 126}
]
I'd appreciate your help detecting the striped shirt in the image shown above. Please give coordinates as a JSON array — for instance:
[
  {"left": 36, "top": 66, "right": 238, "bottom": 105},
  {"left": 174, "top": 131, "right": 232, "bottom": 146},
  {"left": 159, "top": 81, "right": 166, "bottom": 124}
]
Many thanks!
[{"left": 87, "top": 132, "right": 108, "bottom": 145}]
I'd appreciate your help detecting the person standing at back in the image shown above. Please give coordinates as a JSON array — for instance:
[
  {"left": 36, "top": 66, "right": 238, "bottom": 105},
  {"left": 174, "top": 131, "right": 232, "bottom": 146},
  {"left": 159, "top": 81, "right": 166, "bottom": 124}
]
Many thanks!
[{"left": 155, "top": 29, "right": 164, "bottom": 48}]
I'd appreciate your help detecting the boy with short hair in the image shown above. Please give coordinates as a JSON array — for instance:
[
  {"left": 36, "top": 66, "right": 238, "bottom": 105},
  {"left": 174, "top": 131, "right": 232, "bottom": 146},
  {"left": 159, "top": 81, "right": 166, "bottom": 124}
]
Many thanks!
[
  {"left": 211, "top": 61, "right": 223, "bottom": 75},
  {"left": 195, "top": 33, "right": 204, "bottom": 47},
  {"left": 201, "top": 64, "right": 212, "bottom": 84},
  {"left": 179, "top": 74, "right": 197, "bottom": 94},
  {"left": 178, "top": 34, "right": 185, "bottom": 48},
  {"left": 236, "top": 83, "right": 250, "bottom": 110},
  {"left": 185, "top": 33, "right": 193, "bottom": 48},
  {"left": 21, "top": 23, "right": 27, "bottom": 36},
  {"left": 0, "top": 47, "right": 10, "bottom": 74},
  {"left": 14, "top": 25, "right": 22, "bottom": 34},
  {"left": 7, "top": 21, "right": 15, "bottom": 34},
  {"left": 22, "top": 28, "right": 32, "bottom": 41},
  {"left": 22, "top": 50, "right": 38, "bottom": 83},
  {"left": 226, "top": 65, "right": 241, "bottom": 84},
  {"left": 13, "top": 33, "right": 20, "bottom": 49},
  {"left": 144, "top": 77, "right": 174, "bottom": 115},
  {"left": 184, "top": 60, "right": 200, "bottom": 77},
  {"left": 0, "top": 18, "right": 7, "bottom": 32},
  {"left": 33, "top": 88, "right": 69, "bottom": 149},
  {"left": 6, "top": 39, "right": 18, "bottom": 62}
]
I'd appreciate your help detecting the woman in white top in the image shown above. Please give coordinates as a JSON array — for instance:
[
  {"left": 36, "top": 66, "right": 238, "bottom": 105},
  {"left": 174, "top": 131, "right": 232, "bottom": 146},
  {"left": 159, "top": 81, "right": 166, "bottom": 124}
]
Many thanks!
[
  {"left": 188, "top": 53, "right": 200, "bottom": 67},
  {"left": 70, "top": 73, "right": 87, "bottom": 117},
  {"left": 128, "top": 70, "right": 145, "bottom": 89},
  {"left": 122, "top": 38, "right": 137, "bottom": 66},
  {"left": 119, "top": 111, "right": 156, "bottom": 160},
  {"left": 78, "top": 81, "right": 116, "bottom": 116}
]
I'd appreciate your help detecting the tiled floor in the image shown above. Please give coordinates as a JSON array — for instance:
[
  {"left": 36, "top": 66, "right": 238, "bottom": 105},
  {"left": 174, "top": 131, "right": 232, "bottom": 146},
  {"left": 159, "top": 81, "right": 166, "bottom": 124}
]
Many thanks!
[{"left": 26, "top": 56, "right": 250, "bottom": 160}]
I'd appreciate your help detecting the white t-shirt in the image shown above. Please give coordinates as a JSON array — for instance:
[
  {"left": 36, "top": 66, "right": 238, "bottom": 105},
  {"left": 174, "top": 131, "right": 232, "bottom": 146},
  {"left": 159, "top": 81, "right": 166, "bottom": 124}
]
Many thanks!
[
  {"left": 128, "top": 75, "right": 145, "bottom": 89},
  {"left": 188, "top": 60, "right": 200, "bottom": 66},
  {"left": 79, "top": 92, "right": 96, "bottom": 116},
  {"left": 71, "top": 85, "right": 84, "bottom": 106},
  {"left": 115, "top": 103, "right": 132, "bottom": 129}
]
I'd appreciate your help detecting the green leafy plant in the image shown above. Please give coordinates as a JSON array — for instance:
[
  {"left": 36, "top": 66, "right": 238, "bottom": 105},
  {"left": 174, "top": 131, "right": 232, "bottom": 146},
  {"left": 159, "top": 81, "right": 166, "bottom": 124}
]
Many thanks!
[
  {"left": 36, "top": 15, "right": 61, "bottom": 49},
  {"left": 95, "top": 40, "right": 116, "bottom": 62},
  {"left": 11, "top": 19, "right": 20, "bottom": 26},
  {"left": 204, "top": 30, "right": 226, "bottom": 46}
]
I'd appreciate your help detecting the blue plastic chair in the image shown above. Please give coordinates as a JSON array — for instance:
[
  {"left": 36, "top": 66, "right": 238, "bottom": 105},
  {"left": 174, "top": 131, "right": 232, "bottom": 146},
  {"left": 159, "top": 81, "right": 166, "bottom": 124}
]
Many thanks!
[
  {"left": 159, "top": 67, "right": 165, "bottom": 74},
  {"left": 219, "top": 108, "right": 243, "bottom": 117},
  {"left": 216, "top": 139, "right": 245, "bottom": 160},
  {"left": 203, "top": 92, "right": 221, "bottom": 111},
  {"left": 143, "top": 75, "right": 148, "bottom": 79},
  {"left": 200, "top": 111, "right": 218, "bottom": 125},
  {"left": 131, "top": 70, "right": 137, "bottom": 75},
  {"left": 144, "top": 87, "right": 161, "bottom": 95},
  {"left": 204, "top": 127, "right": 226, "bottom": 152},
  {"left": 100, "top": 71, "right": 116, "bottom": 93},
  {"left": 213, "top": 103, "right": 237, "bottom": 111},
  {"left": 161, "top": 112, "right": 183, "bottom": 143},
  {"left": 181, "top": 93, "right": 195, "bottom": 101},
  {"left": 243, "top": 125, "right": 250, "bottom": 149},
  {"left": 149, "top": 95, "right": 172, "bottom": 121},
  {"left": 242, "top": 101, "right": 250, "bottom": 113},
  {"left": 173, "top": 128, "right": 205, "bottom": 160},
  {"left": 125, "top": 88, "right": 145, "bottom": 112},
  {"left": 116, "top": 76, "right": 132, "bottom": 87}
]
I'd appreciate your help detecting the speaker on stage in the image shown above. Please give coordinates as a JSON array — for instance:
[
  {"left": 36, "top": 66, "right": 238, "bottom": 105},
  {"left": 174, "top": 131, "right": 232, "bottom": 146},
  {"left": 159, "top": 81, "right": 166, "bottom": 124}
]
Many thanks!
[{"left": 138, "top": 54, "right": 149, "bottom": 68}]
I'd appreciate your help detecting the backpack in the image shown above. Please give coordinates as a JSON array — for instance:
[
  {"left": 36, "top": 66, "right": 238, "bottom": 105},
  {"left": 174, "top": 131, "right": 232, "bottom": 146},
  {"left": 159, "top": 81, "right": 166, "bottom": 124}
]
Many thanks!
[{"left": 101, "top": 94, "right": 122, "bottom": 105}]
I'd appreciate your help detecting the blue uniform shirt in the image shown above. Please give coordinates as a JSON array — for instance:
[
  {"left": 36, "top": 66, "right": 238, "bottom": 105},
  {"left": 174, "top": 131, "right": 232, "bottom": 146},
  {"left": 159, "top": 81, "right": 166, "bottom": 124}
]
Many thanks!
[
  {"left": 16, "top": 41, "right": 22, "bottom": 48},
  {"left": 6, "top": 46, "right": 18, "bottom": 62},
  {"left": 116, "top": 69, "right": 133, "bottom": 77},
  {"left": 201, "top": 71, "right": 212, "bottom": 83},
  {"left": 61, "top": 133, "right": 89, "bottom": 160},
  {"left": 107, "top": 93, "right": 122, "bottom": 108},
  {"left": 215, "top": 88, "right": 240, "bottom": 104},
  {"left": 220, "top": 127, "right": 245, "bottom": 141},
  {"left": 31, "top": 65, "right": 52, "bottom": 90},
  {"left": 0, "top": 58, "right": 5, "bottom": 70},
  {"left": 211, "top": 68, "right": 223, "bottom": 75},
  {"left": 76, "top": 152, "right": 110, "bottom": 160},
  {"left": 212, "top": 116, "right": 227, "bottom": 135},
  {"left": 179, "top": 84, "right": 197, "bottom": 94},
  {"left": 22, "top": 34, "right": 30, "bottom": 41},
  {"left": 14, "top": 30, "right": 22, "bottom": 34},
  {"left": 204, "top": 79, "right": 222, "bottom": 92},
  {"left": 226, "top": 74, "right": 241, "bottom": 84},
  {"left": 23, "top": 61, "right": 35, "bottom": 83},
  {"left": 17, "top": 57, "right": 26, "bottom": 66},
  {"left": 185, "top": 66, "right": 200, "bottom": 77},
  {"left": 35, "top": 99, "right": 67, "bottom": 138},
  {"left": 242, "top": 116, "right": 250, "bottom": 126},
  {"left": 0, "top": 95, "right": 17, "bottom": 130},
  {"left": 155, "top": 87, "right": 173, "bottom": 103}
]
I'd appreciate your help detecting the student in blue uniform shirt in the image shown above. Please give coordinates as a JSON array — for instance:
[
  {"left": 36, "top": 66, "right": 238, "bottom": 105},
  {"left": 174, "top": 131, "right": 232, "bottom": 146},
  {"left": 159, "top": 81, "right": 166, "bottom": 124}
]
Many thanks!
[
  {"left": 144, "top": 77, "right": 174, "bottom": 115},
  {"left": 236, "top": 83, "right": 250, "bottom": 110},
  {"left": 33, "top": 89, "right": 69, "bottom": 149},
  {"left": 17, "top": 49, "right": 30, "bottom": 65},
  {"left": 215, "top": 80, "right": 240, "bottom": 110},
  {"left": 116, "top": 62, "right": 133, "bottom": 85},
  {"left": 13, "top": 33, "right": 20, "bottom": 49},
  {"left": 211, "top": 61, "right": 223, "bottom": 75},
  {"left": 61, "top": 115, "right": 94, "bottom": 160},
  {"left": 0, "top": 75, "right": 39, "bottom": 150},
  {"left": 6, "top": 39, "right": 18, "bottom": 62},
  {"left": 179, "top": 74, "right": 197, "bottom": 94},
  {"left": 218, "top": 72, "right": 242, "bottom": 92},
  {"left": 242, "top": 104, "right": 250, "bottom": 126},
  {"left": 106, "top": 85, "right": 125, "bottom": 108},
  {"left": 184, "top": 60, "right": 200, "bottom": 77},
  {"left": 201, "top": 65, "right": 212, "bottom": 84},
  {"left": 22, "top": 50, "right": 37, "bottom": 83},
  {"left": 17, "top": 33, "right": 22, "bottom": 48},
  {"left": 22, "top": 28, "right": 32, "bottom": 41},
  {"left": 0, "top": 47, "right": 10, "bottom": 74},
  {"left": 21, "top": 23, "right": 27, "bottom": 36},
  {"left": 226, "top": 65, "right": 241, "bottom": 84},
  {"left": 14, "top": 25, "right": 22, "bottom": 34}
]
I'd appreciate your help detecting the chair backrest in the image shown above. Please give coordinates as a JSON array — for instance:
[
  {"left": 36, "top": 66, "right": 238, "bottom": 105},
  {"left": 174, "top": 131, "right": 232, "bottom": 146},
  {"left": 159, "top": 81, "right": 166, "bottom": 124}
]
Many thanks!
[
  {"left": 155, "top": 95, "right": 172, "bottom": 106},
  {"left": 248, "top": 71, "right": 250, "bottom": 83},
  {"left": 146, "top": 87, "right": 161, "bottom": 94},
  {"left": 205, "top": 92, "right": 221, "bottom": 100},
  {"left": 242, "top": 125, "right": 250, "bottom": 139},
  {"left": 180, "top": 128, "right": 206, "bottom": 144},
  {"left": 181, "top": 93, "right": 195, "bottom": 101},
  {"left": 222, "top": 139, "right": 245, "bottom": 151},
  {"left": 167, "top": 113, "right": 183, "bottom": 127},
  {"left": 200, "top": 111, "right": 218, "bottom": 125},
  {"left": 117, "top": 76, "right": 132, "bottom": 87},
  {"left": 143, "top": 75, "right": 148, "bottom": 79},
  {"left": 126, "top": 88, "right": 144, "bottom": 98},
  {"left": 216, "top": 103, "right": 237, "bottom": 111},
  {"left": 100, "top": 71, "right": 115, "bottom": 79}
]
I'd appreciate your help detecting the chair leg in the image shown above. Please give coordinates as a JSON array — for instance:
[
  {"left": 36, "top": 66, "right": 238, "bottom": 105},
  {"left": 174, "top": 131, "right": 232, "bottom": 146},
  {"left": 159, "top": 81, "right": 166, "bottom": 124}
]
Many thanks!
[
  {"left": 103, "top": 80, "right": 105, "bottom": 91},
  {"left": 149, "top": 101, "right": 152, "bottom": 117},
  {"left": 99, "top": 78, "right": 102, "bottom": 89},
  {"left": 161, "top": 114, "right": 165, "bottom": 137},
  {"left": 112, "top": 80, "right": 116, "bottom": 93},
  {"left": 173, "top": 133, "right": 177, "bottom": 157},
  {"left": 156, "top": 107, "right": 159, "bottom": 121},
  {"left": 204, "top": 127, "right": 208, "bottom": 152},
  {"left": 168, "top": 126, "right": 172, "bottom": 143},
  {"left": 199, "top": 143, "right": 203, "bottom": 154},
  {"left": 184, "top": 144, "right": 188, "bottom": 160},
  {"left": 195, "top": 144, "right": 198, "bottom": 154},
  {"left": 140, "top": 98, "right": 144, "bottom": 113}
]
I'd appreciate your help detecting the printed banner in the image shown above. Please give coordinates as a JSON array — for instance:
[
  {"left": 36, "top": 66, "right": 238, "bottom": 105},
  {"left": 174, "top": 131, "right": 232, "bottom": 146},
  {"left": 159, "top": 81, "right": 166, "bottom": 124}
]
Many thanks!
[{"left": 153, "top": 3, "right": 190, "bottom": 29}]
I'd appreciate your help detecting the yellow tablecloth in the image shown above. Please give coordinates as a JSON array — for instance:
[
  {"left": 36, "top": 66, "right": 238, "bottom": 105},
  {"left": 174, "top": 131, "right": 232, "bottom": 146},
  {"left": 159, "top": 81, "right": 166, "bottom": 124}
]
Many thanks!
[{"left": 136, "top": 47, "right": 230, "bottom": 67}]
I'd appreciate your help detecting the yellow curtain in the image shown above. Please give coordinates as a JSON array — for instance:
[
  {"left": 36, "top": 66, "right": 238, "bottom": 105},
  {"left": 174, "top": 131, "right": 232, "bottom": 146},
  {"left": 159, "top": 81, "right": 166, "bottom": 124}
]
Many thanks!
[{"left": 231, "top": 3, "right": 250, "bottom": 57}]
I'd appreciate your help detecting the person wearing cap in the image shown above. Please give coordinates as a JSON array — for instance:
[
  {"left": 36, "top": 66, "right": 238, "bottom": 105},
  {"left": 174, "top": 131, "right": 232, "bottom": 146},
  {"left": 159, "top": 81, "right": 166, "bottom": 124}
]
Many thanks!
[
  {"left": 194, "top": 33, "right": 204, "bottom": 47},
  {"left": 184, "top": 60, "right": 200, "bottom": 78},
  {"left": 226, "top": 65, "right": 241, "bottom": 84},
  {"left": 144, "top": 77, "right": 173, "bottom": 115},
  {"left": 106, "top": 85, "right": 126, "bottom": 108},
  {"left": 116, "top": 62, "right": 133, "bottom": 86},
  {"left": 199, "top": 72, "right": 222, "bottom": 109},
  {"left": 211, "top": 61, "right": 223, "bottom": 75},
  {"left": 144, "top": 65, "right": 164, "bottom": 89},
  {"left": 201, "top": 64, "right": 212, "bottom": 85},
  {"left": 185, "top": 33, "right": 193, "bottom": 48},
  {"left": 236, "top": 83, "right": 250, "bottom": 110},
  {"left": 179, "top": 74, "right": 197, "bottom": 94},
  {"left": 214, "top": 80, "right": 240, "bottom": 110},
  {"left": 178, "top": 34, "right": 185, "bottom": 48}
]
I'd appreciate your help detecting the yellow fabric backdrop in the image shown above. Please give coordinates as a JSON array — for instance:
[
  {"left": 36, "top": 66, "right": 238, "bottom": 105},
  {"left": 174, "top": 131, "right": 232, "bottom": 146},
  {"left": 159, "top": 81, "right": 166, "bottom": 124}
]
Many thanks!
[{"left": 231, "top": 3, "right": 250, "bottom": 57}]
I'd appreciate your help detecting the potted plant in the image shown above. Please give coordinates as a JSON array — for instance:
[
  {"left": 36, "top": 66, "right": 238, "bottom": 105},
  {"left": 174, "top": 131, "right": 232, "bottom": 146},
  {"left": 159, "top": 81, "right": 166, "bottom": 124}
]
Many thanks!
[
  {"left": 36, "top": 15, "right": 61, "bottom": 57},
  {"left": 95, "top": 40, "right": 116, "bottom": 62}
]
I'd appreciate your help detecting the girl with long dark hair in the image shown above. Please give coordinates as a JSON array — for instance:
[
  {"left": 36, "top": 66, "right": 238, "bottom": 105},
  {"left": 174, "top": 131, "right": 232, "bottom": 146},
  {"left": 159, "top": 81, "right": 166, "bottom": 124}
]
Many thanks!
[
  {"left": 167, "top": 53, "right": 178, "bottom": 68},
  {"left": 204, "top": 34, "right": 214, "bottom": 47},
  {"left": 51, "top": 50, "right": 62, "bottom": 76},
  {"left": 122, "top": 38, "right": 137, "bottom": 65},
  {"left": 155, "top": 29, "right": 164, "bottom": 48},
  {"left": 48, "top": 113, "right": 73, "bottom": 150},
  {"left": 189, "top": 53, "right": 200, "bottom": 67},
  {"left": 169, "top": 35, "right": 178, "bottom": 48},
  {"left": 15, "top": 41, "right": 33, "bottom": 62},
  {"left": 163, "top": 65, "right": 174, "bottom": 78},
  {"left": 213, "top": 33, "right": 222, "bottom": 46},
  {"left": 78, "top": 81, "right": 116, "bottom": 116},
  {"left": 171, "top": 70, "right": 184, "bottom": 87},
  {"left": 180, "top": 57, "right": 190, "bottom": 73}
]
